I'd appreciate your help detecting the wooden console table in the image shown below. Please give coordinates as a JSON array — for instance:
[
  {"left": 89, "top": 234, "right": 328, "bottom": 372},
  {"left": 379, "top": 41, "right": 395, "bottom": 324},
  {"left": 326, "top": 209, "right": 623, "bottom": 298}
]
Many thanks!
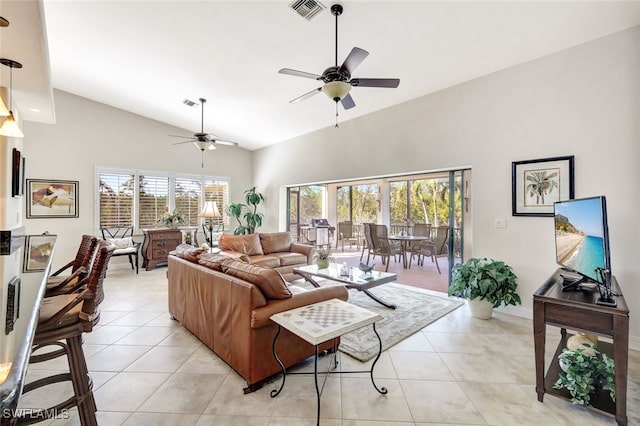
[
  {"left": 533, "top": 268, "right": 629, "bottom": 425},
  {"left": 141, "top": 228, "right": 182, "bottom": 271}
]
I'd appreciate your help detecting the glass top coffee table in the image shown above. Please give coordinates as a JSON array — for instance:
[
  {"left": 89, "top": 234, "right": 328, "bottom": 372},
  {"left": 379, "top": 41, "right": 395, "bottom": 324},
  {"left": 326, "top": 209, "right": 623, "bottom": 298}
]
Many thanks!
[{"left": 293, "top": 264, "right": 398, "bottom": 309}]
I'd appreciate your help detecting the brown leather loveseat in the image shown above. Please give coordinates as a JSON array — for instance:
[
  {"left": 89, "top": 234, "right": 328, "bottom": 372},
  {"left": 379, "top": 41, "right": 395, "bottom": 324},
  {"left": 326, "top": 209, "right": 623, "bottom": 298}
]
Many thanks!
[
  {"left": 218, "top": 232, "right": 315, "bottom": 281},
  {"left": 167, "top": 247, "right": 347, "bottom": 392}
]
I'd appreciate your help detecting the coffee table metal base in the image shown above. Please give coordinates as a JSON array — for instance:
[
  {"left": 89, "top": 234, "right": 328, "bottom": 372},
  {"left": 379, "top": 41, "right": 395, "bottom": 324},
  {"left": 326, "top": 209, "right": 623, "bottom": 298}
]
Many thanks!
[{"left": 294, "top": 268, "right": 397, "bottom": 310}]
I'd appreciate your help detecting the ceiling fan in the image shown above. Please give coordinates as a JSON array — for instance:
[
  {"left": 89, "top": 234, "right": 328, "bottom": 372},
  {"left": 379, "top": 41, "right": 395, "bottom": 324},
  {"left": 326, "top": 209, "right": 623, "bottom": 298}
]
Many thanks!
[
  {"left": 279, "top": 3, "right": 400, "bottom": 123},
  {"left": 170, "top": 97, "right": 238, "bottom": 167}
]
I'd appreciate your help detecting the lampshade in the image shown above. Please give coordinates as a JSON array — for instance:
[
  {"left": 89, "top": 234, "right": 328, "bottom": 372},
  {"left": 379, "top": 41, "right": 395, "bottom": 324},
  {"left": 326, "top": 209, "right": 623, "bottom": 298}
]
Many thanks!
[
  {"left": 0, "top": 58, "right": 23, "bottom": 138},
  {"left": 322, "top": 81, "right": 351, "bottom": 102},
  {"left": 201, "top": 201, "right": 221, "bottom": 218},
  {"left": 0, "top": 111, "right": 23, "bottom": 138},
  {"left": 0, "top": 96, "right": 8, "bottom": 117}
]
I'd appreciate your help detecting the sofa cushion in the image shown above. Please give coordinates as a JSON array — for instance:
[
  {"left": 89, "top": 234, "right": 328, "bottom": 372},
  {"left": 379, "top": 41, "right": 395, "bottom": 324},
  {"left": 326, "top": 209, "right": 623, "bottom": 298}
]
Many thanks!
[
  {"left": 219, "top": 234, "right": 264, "bottom": 256},
  {"left": 221, "top": 259, "right": 292, "bottom": 299},
  {"left": 175, "top": 244, "right": 205, "bottom": 263},
  {"left": 270, "top": 252, "right": 307, "bottom": 267},
  {"left": 249, "top": 255, "right": 281, "bottom": 268},
  {"left": 260, "top": 232, "right": 293, "bottom": 254},
  {"left": 198, "top": 253, "right": 231, "bottom": 271}
]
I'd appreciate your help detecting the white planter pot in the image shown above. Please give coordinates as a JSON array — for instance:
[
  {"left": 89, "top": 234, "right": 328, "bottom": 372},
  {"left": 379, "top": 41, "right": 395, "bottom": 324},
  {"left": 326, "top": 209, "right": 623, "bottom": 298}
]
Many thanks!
[{"left": 468, "top": 298, "right": 494, "bottom": 319}]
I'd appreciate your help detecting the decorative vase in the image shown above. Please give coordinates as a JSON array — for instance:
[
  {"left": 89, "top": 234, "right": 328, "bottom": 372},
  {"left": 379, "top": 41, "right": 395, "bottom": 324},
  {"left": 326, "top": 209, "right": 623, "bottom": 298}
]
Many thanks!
[{"left": 468, "top": 297, "right": 494, "bottom": 319}]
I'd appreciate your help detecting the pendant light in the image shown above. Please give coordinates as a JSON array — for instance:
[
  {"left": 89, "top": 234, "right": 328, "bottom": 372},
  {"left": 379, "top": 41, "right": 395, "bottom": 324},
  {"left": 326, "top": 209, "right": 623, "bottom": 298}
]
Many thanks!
[
  {"left": 0, "top": 58, "right": 24, "bottom": 138},
  {"left": 0, "top": 19, "right": 9, "bottom": 117}
]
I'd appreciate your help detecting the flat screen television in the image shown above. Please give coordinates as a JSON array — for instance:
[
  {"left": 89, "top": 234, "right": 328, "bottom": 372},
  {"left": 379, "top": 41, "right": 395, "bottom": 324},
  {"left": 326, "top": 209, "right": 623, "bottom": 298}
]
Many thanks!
[{"left": 554, "top": 196, "right": 612, "bottom": 294}]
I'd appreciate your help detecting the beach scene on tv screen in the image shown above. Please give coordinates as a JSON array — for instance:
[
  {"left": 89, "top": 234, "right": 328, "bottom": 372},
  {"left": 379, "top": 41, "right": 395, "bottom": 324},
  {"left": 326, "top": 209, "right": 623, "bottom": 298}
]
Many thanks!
[{"left": 555, "top": 198, "right": 605, "bottom": 281}]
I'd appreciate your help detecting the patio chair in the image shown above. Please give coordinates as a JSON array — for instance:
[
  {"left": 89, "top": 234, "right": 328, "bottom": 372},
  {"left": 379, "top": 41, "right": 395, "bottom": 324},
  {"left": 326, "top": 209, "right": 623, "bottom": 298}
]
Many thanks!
[
  {"left": 336, "top": 221, "right": 359, "bottom": 251},
  {"left": 100, "top": 227, "right": 140, "bottom": 273},
  {"left": 409, "top": 225, "right": 448, "bottom": 273},
  {"left": 361, "top": 222, "right": 375, "bottom": 262},
  {"left": 370, "top": 224, "right": 402, "bottom": 272},
  {"left": 17, "top": 241, "right": 115, "bottom": 425},
  {"left": 46, "top": 234, "right": 99, "bottom": 297}
]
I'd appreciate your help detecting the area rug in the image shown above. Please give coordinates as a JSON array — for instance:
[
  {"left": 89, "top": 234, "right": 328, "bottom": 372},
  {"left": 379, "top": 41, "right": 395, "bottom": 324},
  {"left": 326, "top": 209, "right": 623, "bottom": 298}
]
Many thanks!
[{"left": 293, "top": 281, "right": 463, "bottom": 362}]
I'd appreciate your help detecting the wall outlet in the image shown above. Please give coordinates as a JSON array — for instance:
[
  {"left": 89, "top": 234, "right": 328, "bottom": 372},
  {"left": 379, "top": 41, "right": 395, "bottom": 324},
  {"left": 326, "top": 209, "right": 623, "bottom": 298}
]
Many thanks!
[{"left": 494, "top": 218, "right": 506, "bottom": 229}]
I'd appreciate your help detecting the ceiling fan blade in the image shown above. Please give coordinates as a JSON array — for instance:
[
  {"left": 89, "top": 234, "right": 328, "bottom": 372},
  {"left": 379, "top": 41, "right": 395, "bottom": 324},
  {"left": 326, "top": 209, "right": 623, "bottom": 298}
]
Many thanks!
[
  {"left": 213, "top": 139, "right": 239, "bottom": 147},
  {"left": 350, "top": 78, "right": 400, "bottom": 88},
  {"left": 340, "top": 93, "right": 356, "bottom": 110},
  {"left": 172, "top": 140, "right": 196, "bottom": 145},
  {"left": 290, "top": 87, "right": 322, "bottom": 103},
  {"left": 168, "top": 134, "right": 192, "bottom": 138},
  {"left": 338, "top": 47, "right": 369, "bottom": 76},
  {"left": 279, "top": 68, "right": 322, "bottom": 80}
]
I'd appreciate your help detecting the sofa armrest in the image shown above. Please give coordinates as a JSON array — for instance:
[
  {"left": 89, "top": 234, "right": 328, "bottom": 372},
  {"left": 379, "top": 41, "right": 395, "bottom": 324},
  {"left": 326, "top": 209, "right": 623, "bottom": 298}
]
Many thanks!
[
  {"left": 290, "top": 243, "right": 316, "bottom": 264},
  {"left": 251, "top": 285, "right": 348, "bottom": 329}
]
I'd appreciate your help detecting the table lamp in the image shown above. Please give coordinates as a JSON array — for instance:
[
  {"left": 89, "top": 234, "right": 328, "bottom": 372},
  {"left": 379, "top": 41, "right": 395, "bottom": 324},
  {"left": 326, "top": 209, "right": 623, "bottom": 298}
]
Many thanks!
[{"left": 201, "top": 201, "right": 221, "bottom": 246}]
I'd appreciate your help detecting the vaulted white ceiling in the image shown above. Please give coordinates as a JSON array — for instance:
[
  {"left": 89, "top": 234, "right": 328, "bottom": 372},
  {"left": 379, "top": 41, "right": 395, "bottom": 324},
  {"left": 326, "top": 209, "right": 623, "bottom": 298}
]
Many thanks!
[{"left": 3, "top": 1, "right": 640, "bottom": 150}]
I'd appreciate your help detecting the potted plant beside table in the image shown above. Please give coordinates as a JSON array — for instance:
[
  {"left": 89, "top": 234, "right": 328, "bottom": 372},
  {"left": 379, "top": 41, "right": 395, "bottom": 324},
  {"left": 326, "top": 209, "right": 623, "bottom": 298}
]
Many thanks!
[{"left": 448, "top": 257, "right": 521, "bottom": 319}]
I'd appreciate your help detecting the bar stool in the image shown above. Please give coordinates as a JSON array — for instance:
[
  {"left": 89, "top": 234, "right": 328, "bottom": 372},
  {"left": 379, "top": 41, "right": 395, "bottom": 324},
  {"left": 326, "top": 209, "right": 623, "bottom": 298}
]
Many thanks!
[
  {"left": 16, "top": 241, "right": 114, "bottom": 425},
  {"left": 45, "top": 235, "right": 99, "bottom": 297}
]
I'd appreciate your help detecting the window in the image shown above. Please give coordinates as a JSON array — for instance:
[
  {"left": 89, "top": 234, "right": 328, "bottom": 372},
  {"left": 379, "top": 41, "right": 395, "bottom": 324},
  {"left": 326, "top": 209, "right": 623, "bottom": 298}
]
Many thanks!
[
  {"left": 97, "top": 169, "right": 229, "bottom": 231},
  {"left": 139, "top": 175, "right": 169, "bottom": 228},
  {"left": 175, "top": 177, "right": 202, "bottom": 226},
  {"left": 203, "top": 179, "right": 228, "bottom": 228},
  {"left": 99, "top": 172, "right": 134, "bottom": 227}
]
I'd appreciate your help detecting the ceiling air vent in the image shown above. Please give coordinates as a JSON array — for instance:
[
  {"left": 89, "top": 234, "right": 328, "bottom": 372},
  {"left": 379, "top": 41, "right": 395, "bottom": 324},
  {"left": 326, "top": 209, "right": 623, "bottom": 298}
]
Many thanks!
[
  {"left": 289, "top": 0, "right": 326, "bottom": 21},
  {"left": 182, "top": 99, "right": 198, "bottom": 107}
]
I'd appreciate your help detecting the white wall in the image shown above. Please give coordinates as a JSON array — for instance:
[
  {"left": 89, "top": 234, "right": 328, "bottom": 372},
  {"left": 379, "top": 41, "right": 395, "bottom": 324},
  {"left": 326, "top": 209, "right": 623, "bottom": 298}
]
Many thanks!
[
  {"left": 22, "top": 90, "right": 253, "bottom": 269},
  {"left": 254, "top": 27, "right": 640, "bottom": 346}
]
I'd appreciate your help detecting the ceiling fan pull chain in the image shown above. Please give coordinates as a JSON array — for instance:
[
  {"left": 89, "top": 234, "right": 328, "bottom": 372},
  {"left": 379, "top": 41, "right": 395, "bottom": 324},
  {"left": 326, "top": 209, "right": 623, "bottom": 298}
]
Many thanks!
[
  {"left": 335, "top": 103, "right": 339, "bottom": 128},
  {"left": 201, "top": 150, "right": 204, "bottom": 168}
]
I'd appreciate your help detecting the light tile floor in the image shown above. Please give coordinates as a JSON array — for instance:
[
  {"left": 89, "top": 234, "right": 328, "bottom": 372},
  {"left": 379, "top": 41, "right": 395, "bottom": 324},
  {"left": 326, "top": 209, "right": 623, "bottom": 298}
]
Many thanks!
[{"left": 18, "top": 267, "right": 639, "bottom": 425}]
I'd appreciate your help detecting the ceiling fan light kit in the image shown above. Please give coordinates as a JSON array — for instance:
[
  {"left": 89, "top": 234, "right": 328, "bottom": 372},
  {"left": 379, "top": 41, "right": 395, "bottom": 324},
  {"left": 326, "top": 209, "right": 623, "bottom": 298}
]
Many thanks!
[
  {"left": 0, "top": 58, "right": 24, "bottom": 138},
  {"left": 279, "top": 3, "right": 400, "bottom": 126},
  {"left": 322, "top": 80, "right": 351, "bottom": 102}
]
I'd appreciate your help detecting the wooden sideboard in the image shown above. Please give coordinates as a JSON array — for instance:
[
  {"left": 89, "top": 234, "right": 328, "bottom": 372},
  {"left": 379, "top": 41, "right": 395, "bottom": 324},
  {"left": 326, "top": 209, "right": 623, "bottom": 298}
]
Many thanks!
[
  {"left": 533, "top": 268, "right": 629, "bottom": 425},
  {"left": 141, "top": 228, "right": 182, "bottom": 271}
]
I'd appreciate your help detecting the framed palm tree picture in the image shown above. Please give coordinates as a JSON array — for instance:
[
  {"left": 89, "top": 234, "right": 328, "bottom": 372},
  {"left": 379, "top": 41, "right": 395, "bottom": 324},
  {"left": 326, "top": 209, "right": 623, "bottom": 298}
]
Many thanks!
[{"left": 512, "top": 156, "right": 574, "bottom": 216}]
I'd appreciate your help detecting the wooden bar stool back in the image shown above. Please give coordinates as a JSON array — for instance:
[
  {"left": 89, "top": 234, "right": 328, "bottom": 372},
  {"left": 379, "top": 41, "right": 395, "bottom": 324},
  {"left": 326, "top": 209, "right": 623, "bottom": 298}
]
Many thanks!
[
  {"left": 46, "top": 235, "right": 99, "bottom": 297},
  {"left": 17, "top": 241, "right": 114, "bottom": 425}
]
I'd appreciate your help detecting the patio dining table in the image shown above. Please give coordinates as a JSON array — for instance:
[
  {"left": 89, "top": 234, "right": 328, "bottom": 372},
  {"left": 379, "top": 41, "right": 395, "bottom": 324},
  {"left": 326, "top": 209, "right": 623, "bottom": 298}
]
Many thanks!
[{"left": 387, "top": 235, "right": 432, "bottom": 268}]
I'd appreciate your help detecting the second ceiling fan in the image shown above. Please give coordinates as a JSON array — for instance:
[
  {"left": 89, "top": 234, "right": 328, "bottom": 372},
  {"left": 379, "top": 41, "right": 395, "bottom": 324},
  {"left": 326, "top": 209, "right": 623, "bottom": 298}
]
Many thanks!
[
  {"left": 170, "top": 98, "right": 239, "bottom": 167},
  {"left": 279, "top": 3, "right": 400, "bottom": 112}
]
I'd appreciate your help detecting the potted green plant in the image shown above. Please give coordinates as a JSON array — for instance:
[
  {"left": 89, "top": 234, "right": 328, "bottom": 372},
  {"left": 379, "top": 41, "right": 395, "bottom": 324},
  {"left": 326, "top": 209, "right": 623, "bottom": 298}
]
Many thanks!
[
  {"left": 554, "top": 344, "right": 615, "bottom": 406},
  {"left": 226, "top": 186, "right": 265, "bottom": 235},
  {"left": 447, "top": 257, "right": 521, "bottom": 319}
]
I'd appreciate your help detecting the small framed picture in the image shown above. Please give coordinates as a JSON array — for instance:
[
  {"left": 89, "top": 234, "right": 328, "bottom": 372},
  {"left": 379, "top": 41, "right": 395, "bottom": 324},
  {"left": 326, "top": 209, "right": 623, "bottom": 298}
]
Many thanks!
[
  {"left": 11, "top": 148, "right": 25, "bottom": 197},
  {"left": 512, "top": 156, "right": 575, "bottom": 217},
  {"left": 23, "top": 234, "right": 57, "bottom": 272},
  {"left": 26, "top": 179, "right": 79, "bottom": 219}
]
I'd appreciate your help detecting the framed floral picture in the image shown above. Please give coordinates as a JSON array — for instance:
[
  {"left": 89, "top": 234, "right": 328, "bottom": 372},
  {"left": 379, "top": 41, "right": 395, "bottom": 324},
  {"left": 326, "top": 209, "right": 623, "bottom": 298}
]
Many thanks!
[
  {"left": 26, "top": 179, "right": 79, "bottom": 218},
  {"left": 512, "top": 156, "right": 575, "bottom": 217}
]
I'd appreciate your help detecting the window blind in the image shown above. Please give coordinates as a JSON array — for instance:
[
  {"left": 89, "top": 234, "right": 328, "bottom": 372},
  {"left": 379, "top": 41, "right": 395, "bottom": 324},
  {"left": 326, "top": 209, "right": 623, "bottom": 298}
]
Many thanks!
[
  {"left": 204, "top": 179, "right": 228, "bottom": 226},
  {"left": 175, "top": 177, "right": 202, "bottom": 226},
  {"left": 139, "top": 175, "right": 169, "bottom": 228},
  {"left": 98, "top": 172, "right": 134, "bottom": 227}
]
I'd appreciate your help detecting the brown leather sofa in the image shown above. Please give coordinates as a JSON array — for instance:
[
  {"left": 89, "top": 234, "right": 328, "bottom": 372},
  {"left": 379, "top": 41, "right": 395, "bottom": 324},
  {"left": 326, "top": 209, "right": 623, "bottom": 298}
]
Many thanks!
[
  {"left": 218, "top": 232, "right": 315, "bottom": 281},
  {"left": 167, "top": 249, "right": 348, "bottom": 392}
]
